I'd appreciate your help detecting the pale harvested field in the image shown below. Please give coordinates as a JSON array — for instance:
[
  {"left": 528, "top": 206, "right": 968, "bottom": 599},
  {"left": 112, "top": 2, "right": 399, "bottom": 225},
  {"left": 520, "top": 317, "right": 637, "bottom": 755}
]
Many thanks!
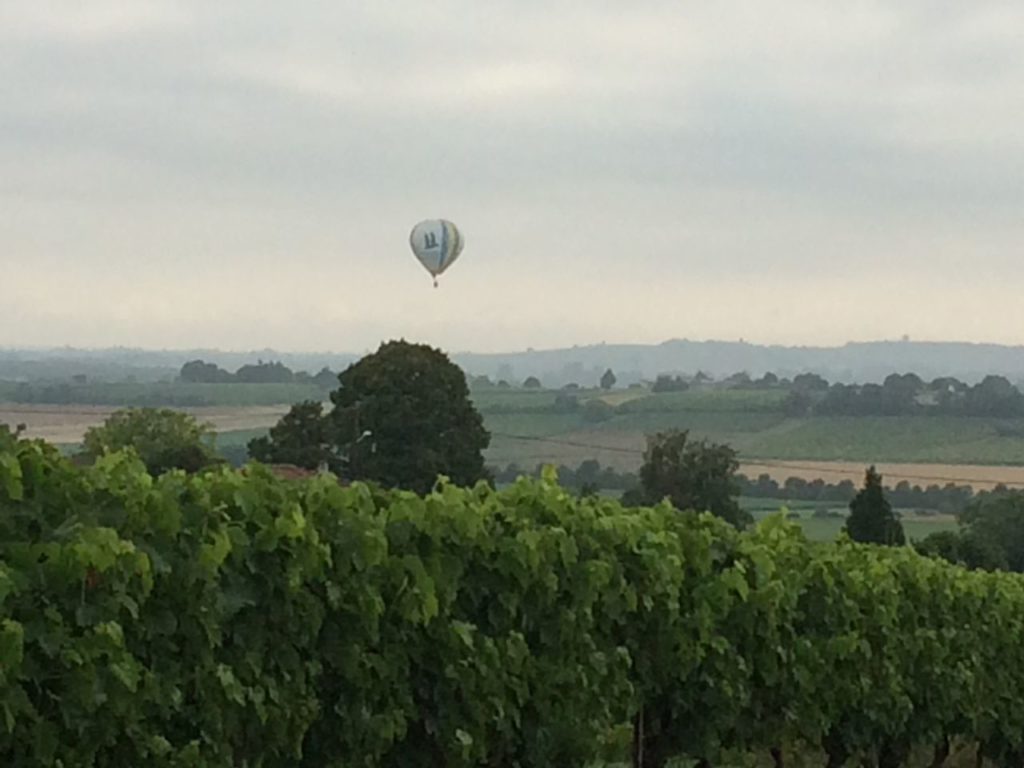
[
  {"left": 741, "top": 460, "right": 1024, "bottom": 491},
  {"left": 0, "top": 403, "right": 290, "bottom": 445},
  {"left": 490, "top": 428, "right": 1024, "bottom": 491}
]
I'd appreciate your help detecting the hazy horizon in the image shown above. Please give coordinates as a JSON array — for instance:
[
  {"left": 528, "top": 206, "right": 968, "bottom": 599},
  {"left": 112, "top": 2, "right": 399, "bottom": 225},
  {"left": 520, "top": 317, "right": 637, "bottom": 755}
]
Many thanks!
[
  {"left": 6, "top": 334, "right": 1024, "bottom": 359},
  {"left": 6, "top": 2, "right": 1024, "bottom": 352}
]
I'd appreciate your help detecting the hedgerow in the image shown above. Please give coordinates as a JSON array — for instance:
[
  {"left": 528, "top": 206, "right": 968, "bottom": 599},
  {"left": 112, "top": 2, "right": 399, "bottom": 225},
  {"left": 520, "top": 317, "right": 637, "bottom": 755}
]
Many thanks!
[{"left": 2, "top": 425, "right": 1024, "bottom": 767}]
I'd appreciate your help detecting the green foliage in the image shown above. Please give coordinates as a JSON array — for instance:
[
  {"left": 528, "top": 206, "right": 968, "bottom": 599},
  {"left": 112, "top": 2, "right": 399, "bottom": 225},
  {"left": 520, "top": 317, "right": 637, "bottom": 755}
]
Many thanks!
[
  {"left": 845, "top": 466, "right": 906, "bottom": 546},
  {"left": 915, "top": 529, "right": 1007, "bottom": 570},
  {"left": 80, "top": 408, "right": 222, "bottom": 476},
  {"left": 954, "top": 491, "right": 1024, "bottom": 572},
  {"left": 247, "top": 401, "right": 334, "bottom": 471},
  {"left": 328, "top": 341, "right": 491, "bottom": 494},
  {"left": 600, "top": 368, "right": 617, "bottom": 390},
  {"left": 7, "top": 433, "right": 1024, "bottom": 766},
  {"left": 179, "top": 359, "right": 234, "bottom": 383},
  {"left": 633, "top": 429, "right": 751, "bottom": 528},
  {"left": 235, "top": 361, "right": 296, "bottom": 384},
  {"left": 180, "top": 359, "right": 306, "bottom": 385},
  {"left": 253, "top": 342, "right": 491, "bottom": 494},
  {"left": 311, "top": 367, "right": 338, "bottom": 389}
]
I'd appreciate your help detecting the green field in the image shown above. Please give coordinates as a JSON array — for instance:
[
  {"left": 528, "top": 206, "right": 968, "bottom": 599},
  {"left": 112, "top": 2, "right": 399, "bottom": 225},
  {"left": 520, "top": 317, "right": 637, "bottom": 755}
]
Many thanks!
[
  {"left": 484, "top": 408, "right": 1024, "bottom": 470},
  {"left": 0, "top": 380, "right": 325, "bottom": 407},
  {"left": 744, "top": 500, "right": 960, "bottom": 542},
  {"left": 17, "top": 382, "right": 1024, "bottom": 484},
  {"left": 613, "top": 387, "right": 789, "bottom": 413},
  {"left": 213, "top": 387, "right": 1024, "bottom": 480}
]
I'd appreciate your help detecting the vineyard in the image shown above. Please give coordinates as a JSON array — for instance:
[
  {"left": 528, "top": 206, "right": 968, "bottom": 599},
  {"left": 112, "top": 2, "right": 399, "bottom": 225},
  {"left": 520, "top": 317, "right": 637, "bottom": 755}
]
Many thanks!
[{"left": 3, "top": 427, "right": 1024, "bottom": 766}]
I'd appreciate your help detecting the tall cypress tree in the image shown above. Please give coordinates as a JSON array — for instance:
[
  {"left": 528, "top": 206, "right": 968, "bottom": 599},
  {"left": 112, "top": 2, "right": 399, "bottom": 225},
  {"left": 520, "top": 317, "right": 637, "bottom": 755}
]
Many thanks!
[{"left": 845, "top": 466, "right": 905, "bottom": 545}]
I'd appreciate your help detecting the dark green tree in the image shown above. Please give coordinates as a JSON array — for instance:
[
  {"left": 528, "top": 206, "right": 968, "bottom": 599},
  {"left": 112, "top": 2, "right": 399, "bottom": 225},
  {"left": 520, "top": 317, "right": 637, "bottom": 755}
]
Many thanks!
[
  {"left": 725, "top": 371, "right": 752, "bottom": 387},
  {"left": 915, "top": 529, "right": 1006, "bottom": 571},
  {"left": 179, "top": 359, "right": 234, "bottom": 383},
  {"left": 312, "top": 367, "right": 338, "bottom": 389},
  {"left": 600, "top": 368, "right": 617, "bottom": 390},
  {"left": 632, "top": 429, "right": 750, "bottom": 528},
  {"left": 880, "top": 373, "right": 923, "bottom": 415},
  {"left": 254, "top": 342, "right": 491, "bottom": 493},
  {"left": 523, "top": 376, "right": 542, "bottom": 389},
  {"left": 792, "top": 372, "right": 829, "bottom": 392},
  {"left": 80, "top": 408, "right": 221, "bottom": 476},
  {"left": 235, "top": 360, "right": 295, "bottom": 383},
  {"left": 845, "top": 466, "right": 905, "bottom": 545},
  {"left": 956, "top": 491, "right": 1024, "bottom": 572},
  {"left": 248, "top": 401, "right": 334, "bottom": 471},
  {"left": 964, "top": 375, "right": 1024, "bottom": 417},
  {"left": 329, "top": 341, "right": 491, "bottom": 493}
]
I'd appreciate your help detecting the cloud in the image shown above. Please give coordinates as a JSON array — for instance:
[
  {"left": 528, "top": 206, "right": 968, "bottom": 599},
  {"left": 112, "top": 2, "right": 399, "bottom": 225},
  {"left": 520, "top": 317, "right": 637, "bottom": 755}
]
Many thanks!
[
  {"left": 0, "top": 1, "right": 191, "bottom": 43},
  {"left": 2, "top": 1, "right": 1024, "bottom": 351}
]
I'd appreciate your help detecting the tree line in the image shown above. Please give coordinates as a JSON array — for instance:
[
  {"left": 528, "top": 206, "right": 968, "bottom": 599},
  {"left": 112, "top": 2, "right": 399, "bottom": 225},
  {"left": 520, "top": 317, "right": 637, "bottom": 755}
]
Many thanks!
[
  {"left": 783, "top": 371, "right": 1024, "bottom": 418},
  {"left": 178, "top": 359, "right": 338, "bottom": 386},
  {"left": 494, "top": 460, "right": 989, "bottom": 515}
]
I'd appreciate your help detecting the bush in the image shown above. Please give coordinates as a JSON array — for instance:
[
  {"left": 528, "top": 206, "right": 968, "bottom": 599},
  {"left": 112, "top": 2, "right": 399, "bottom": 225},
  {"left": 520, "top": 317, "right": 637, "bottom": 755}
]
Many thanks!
[
  {"left": 79, "top": 407, "right": 222, "bottom": 476},
  {"left": 5, "top": 431, "right": 1024, "bottom": 766}
]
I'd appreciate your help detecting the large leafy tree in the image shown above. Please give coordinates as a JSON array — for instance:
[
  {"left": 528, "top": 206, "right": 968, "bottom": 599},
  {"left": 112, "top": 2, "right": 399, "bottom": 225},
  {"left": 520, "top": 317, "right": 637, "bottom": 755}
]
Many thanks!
[
  {"left": 248, "top": 401, "right": 334, "bottom": 471},
  {"left": 80, "top": 407, "right": 221, "bottom": 476},
  {"left": 955, "top": 491, "right": 1024, "bottom": 571},
  {"left": 627, "top": 429, "right": 750, "bottom": 528},
  {"left": 331, "top": 341, "right": 490, "bottom": 493},
  {"left": 845, "top": 466, "right": 905, "bottom": 545},
  {"left": 255, "top": 340, "right": 491, "bottom": 494},
  {"left": 915, "top": 529, "right": 1006, "bottom": 571}
]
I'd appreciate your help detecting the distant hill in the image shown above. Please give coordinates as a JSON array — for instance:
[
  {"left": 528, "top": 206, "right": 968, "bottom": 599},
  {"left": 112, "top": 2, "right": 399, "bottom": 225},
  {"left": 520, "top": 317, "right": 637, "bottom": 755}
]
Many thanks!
[
  {"left": 454, "top": 340, "right": 1024, "bottom": 388},
  {"left": 3, "top": 340, "right": 1024, "bottom": 388}
]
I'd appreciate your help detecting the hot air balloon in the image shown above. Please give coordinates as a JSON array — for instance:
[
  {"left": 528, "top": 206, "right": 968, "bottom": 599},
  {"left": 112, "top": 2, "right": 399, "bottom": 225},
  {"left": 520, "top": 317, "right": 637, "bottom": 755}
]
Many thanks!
[{"left": 409, "top": 219, "right": 464, "bottom": 287}]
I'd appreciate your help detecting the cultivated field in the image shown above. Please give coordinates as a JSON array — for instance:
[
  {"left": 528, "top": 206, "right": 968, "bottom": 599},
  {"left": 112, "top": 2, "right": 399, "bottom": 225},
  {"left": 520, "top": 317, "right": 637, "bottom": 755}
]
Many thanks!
[
  {"left": 0, "top": 403, "right": 290, "bottom": 445},
  {"left": 7, "top": 385, "right": 1024, "bottom": 493}
]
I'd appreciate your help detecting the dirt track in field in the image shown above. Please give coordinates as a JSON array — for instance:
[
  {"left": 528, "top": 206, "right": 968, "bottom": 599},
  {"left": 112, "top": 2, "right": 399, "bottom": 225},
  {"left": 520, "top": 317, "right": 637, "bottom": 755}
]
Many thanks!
[{"left": 0, "top": 404, "right": 289, "bottom": 444}]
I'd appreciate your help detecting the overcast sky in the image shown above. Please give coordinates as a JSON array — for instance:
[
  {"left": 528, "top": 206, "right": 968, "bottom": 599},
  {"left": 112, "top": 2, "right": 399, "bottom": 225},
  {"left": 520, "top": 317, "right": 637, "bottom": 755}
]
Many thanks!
[{"left": 3, "top": 1, "right": 1023, "bottom": 353}]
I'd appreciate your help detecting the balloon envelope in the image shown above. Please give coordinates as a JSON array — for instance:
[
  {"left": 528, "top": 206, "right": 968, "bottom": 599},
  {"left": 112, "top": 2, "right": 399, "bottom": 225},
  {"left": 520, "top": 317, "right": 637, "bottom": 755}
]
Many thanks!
[{"left": 409, "top": 219, "right": 464, "bottom": 281}]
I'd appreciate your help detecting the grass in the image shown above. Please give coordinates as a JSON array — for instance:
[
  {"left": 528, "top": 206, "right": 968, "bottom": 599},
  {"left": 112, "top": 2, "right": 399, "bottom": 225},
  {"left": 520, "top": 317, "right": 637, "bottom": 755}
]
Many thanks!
[
  {"left": 0, "top": 381, "right": 326, "bottom": 408},
  {"left": 483, "top": 408, "right": 1024, "bottom": 470},
  {"left": 470, "top": 388, "right": 567, "bottom": 412},
  {"left": 615, "top": 388, "right": 789, "bottom": 413},
  {"left": 734, "top": 416, "right": 1024, "bottom": 464},
  {"left": 746, "top": 501, "right": 960, "bottom": 542}
]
